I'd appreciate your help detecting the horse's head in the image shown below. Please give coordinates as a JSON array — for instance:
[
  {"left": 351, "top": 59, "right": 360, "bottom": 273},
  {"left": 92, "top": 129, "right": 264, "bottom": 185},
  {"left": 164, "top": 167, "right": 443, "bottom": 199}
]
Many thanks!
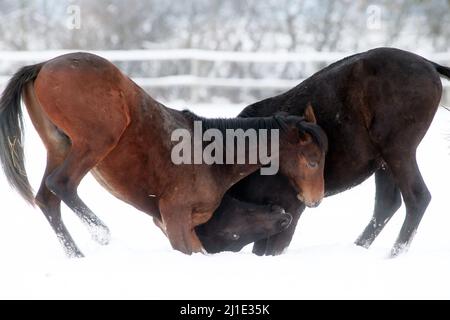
[
  {"left": 196, "top": 196, "right": 292, "bottom": 253},
  {"left": 277, "top": 104, "right": 328, "bottom": 208}
]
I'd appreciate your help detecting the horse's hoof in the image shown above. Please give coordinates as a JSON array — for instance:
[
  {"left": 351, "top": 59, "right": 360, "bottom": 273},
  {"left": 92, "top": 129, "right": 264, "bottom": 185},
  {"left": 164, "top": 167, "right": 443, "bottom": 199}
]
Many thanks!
[
  {"left": 354, "top": 238, "right": 372, "bottom": 249},
  {"left": 390, "top": 243, "right": 408, "bottom": 258},
  {"left": 90, "top": 225, "right": 111, "bottom": 245},
  {"left": 252, "top": 243, "right": 267, "bottom": 256},
  {"left": 265, "top": 247, "right": 287, "bottom": 256},
  {"left": 65, "top": 248, "right": 85, "bottom": 258}
]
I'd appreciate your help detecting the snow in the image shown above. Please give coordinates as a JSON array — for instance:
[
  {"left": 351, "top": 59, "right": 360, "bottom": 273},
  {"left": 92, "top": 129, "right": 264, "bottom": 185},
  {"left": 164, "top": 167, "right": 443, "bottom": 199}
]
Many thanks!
[{"left": 1, "top": 103, "right": 450, "bottom": 299}]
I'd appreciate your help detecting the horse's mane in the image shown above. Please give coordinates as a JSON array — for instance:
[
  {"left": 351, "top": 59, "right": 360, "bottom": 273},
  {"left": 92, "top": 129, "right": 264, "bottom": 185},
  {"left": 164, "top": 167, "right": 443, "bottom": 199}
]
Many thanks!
[
  {"left": 182, "top": 109, "right": 327, "bottom": 152},
  {"left": 182, "top": 109, "right": 288, "bottom": 133}
]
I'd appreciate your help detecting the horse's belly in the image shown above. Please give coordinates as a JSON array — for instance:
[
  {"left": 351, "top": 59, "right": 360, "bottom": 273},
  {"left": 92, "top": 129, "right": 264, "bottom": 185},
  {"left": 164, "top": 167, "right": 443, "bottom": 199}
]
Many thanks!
[
  {"left": 91, "top": 159, "right": 160, "bottom": 218},
  {"left": 90, "top": 167, "right": 126, "bottom": 200},
  {"left": 324, "top": 160, "right": 381, "bottom": 196},
  {"left": 323, "top": 144, "right": 382, "bottom": 197},
  {"left": 321, "top": 118, "right": 382, "bottom": 196}
]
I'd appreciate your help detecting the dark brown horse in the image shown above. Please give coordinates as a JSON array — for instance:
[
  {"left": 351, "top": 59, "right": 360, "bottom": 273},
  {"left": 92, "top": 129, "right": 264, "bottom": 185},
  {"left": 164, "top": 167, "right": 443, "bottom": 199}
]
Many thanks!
[
  {"left": 196, "top": 195, "right": 292, "bottom": 253},
  {"left": 0, "top": 52, "right": 327, "bottom": 257},
  {"left": 204, "top": 47, "right": 450, "bottom": 256}
]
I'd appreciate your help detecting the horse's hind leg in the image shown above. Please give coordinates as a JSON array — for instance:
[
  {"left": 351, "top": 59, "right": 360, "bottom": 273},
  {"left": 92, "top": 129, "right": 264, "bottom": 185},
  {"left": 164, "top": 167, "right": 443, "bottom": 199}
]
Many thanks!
[
  {"left": 36, "top": 146, "right": 85, "bottom": 257},
  {"left": 385, "top": 154, "right": 431, "bottom": 256},
  {"left": 24, "top": 84, "right": 84, "bottom": 257},
  {"left": 32, "top": 89, "right": 130, "bottom": 245},
  {"left": 355, "top": 168, "right": 402, "bottom": 248},
  {"left": 44, "top": 140, "right": 116, "bottom": 245}
]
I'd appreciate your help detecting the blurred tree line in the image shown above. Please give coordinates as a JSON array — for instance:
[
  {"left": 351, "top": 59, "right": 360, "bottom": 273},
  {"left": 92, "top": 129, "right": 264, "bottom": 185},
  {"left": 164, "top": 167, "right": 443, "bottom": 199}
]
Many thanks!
[
  {"left": 0, "top": 0, "right": 449, "bottom": 103},
  {"left": 2, "top": 0, "right": 449, "bottom": 51}
]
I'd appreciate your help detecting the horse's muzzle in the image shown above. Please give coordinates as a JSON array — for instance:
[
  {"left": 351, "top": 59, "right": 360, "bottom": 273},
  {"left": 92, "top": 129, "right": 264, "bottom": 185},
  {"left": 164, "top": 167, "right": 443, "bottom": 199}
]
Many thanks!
[{"left": 297, "top": 194, "right": 322, "bottom": 208}]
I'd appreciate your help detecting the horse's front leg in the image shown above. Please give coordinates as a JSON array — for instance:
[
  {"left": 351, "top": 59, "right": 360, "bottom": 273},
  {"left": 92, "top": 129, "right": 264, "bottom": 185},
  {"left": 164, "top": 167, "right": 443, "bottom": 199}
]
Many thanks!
[
  {"left": 159, "top": 200, "right": 205, "bottom": 255},
  {"left": 253, "top": 205, "right": 304, "bottom": 256}
]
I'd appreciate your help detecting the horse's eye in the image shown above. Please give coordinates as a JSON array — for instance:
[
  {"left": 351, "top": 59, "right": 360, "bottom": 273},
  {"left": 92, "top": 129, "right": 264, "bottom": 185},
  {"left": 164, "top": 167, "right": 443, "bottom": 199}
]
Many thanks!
[
  {"left": 308, "top": 161, "right": 318, "bottom": 169},
  {"left": 232, "top": 234, "right": 240, "bottom": 240}
]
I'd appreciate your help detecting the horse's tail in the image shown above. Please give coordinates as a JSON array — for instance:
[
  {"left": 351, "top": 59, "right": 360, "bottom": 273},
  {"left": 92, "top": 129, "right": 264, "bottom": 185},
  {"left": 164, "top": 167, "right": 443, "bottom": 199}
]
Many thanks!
[
  {"left": 0, "top": 63, "right": 43, "bottom": 205},
  {"left": 431, "top": 61, "right": 450, "bottom": 80}
]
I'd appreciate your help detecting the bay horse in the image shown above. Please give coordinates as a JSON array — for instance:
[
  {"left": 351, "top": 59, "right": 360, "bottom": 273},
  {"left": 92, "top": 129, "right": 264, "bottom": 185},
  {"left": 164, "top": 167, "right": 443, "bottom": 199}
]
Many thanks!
[
  {"left": 0, "top": 52, "right": 327, "bottom": 257},
  {"left": 206, "top": 47, "right": 450, "bottom": 256}
]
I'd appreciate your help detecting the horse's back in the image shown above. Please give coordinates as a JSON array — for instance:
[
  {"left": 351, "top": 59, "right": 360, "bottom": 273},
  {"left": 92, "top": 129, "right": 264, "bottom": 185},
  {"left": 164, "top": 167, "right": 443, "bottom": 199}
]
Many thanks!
[
  {"left": 361, "top": 47, "right": 442, "bottom": 90},
  {"left": 353, "top": 48, "right": 442, "bottom": 146},
  {"left": 299, "top": 47, "right": 442, "bottom": 147},
  {"left": 33, "top": 52, "right": 132, "bottom": 143}
]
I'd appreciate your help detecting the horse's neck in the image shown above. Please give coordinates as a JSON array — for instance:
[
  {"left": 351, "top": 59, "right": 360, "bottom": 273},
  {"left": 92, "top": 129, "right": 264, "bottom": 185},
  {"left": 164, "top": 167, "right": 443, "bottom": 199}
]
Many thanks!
[
  {"left": 241, "top": 88, "right": 310, "bottom": 118},
  {"left": 240, "top": 96, "right": 284, "bottom": 118},
  {"left": 132, "top": 97, "right": 188, "bottom": 169},
  {"left": 216, "top": 161, "right": 262, "bottom": 190},
  {"left": 215, "top": 128, "right": 279, "bottom": 187},
  {"left": 140, "top": 97, "right": 189, "bottom": 136}
]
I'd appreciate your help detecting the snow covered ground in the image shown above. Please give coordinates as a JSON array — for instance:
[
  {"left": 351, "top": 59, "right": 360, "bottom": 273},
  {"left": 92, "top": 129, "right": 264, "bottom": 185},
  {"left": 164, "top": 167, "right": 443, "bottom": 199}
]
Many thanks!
[{"left": 1, "top": 102, "right": 450, "bottom": 299}]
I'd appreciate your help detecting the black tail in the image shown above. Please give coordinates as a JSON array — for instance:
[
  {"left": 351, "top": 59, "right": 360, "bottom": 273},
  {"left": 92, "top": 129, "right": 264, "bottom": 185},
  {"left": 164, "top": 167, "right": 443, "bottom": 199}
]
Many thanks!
[
  {"left": 0, "top": 63, "right": 43, "bottom": 205},
  {"left": 432, "top": 62, "right": 450, "bottom": 80}
]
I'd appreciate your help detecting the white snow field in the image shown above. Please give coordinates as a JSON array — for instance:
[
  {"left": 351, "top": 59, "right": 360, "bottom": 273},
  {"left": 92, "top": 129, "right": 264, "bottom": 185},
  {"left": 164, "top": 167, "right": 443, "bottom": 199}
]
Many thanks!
[{"left": 0, "top": 102, "right": 450, "bottom": 300}]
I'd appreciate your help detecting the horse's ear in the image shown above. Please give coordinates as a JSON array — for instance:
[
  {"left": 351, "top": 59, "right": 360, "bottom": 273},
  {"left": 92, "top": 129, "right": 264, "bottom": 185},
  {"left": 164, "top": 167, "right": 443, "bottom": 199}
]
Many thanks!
[
  {"left": 304, "top": 103, "right": 317, "bottom": 124},
  {"left": 297, "top": 126, "right": 311, "bottom": 144}
]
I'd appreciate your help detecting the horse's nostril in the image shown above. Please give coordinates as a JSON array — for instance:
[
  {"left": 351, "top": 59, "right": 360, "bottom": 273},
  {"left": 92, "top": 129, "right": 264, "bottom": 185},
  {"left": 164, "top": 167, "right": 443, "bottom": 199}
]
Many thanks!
[
  {"left": 270, "top": 204, "right": 285, "bottom": 214},
  {"left": 279, "top": 213, "right": 293, "bottom": 229},
  {"left": 308, "top": 200, "right": 322, "bottom": 208}
]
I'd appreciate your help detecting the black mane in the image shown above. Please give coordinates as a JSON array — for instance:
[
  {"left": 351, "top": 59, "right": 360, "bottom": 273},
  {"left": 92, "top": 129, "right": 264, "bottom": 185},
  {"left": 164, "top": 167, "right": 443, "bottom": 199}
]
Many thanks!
[
  {"left": 182, "top": 109, "right": 289, "bottom": 133},
  {"left": 182, "top": 109, "right": 327, "bottom": 152}
]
